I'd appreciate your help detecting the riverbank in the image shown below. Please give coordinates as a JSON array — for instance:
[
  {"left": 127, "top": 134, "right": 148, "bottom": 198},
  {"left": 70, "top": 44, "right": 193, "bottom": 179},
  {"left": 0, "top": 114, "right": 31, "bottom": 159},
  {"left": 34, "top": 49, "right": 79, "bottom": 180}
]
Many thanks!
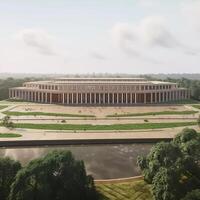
[{"left": 0, "top": 125, "right": 197, "bottom": 147}]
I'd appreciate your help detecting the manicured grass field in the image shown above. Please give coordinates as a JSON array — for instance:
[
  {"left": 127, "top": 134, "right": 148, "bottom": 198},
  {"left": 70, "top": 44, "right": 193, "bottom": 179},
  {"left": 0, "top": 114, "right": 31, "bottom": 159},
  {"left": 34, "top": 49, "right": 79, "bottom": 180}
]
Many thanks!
[
  {"left": 97, "top": 180, "right": 153, "bottom": 200},
  {"left": 192, "top": 105, "right": 200, "bottom": 109},
  {"left": 3, "top": 111, "right": 95, "bottom": 118},
  {"left": 0, "top": 105, "right": 8, "bottom": 110},
  {"left": 0, "top": 133, "right": 22, "bottom": 138},
  {"left": 107, "top": 110, "right": 198, "bottom": 117},
  {"left": 2, "top": 121, "right": 196, "bottom": 131}
]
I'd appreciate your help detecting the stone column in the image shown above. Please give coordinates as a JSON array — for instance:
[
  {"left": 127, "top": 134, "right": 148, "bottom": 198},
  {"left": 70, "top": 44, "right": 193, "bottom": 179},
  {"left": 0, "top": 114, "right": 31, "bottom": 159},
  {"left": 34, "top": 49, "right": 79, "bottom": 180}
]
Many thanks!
[
  {"left": 144, "top": 93, "right": 146, "bottom": 104},
  {"left": 130, "top": 93, "right": 133, "bottom": 104},
  {"left": 41, "top": 92, "right": 44, "bottom": 103},
  {"left": 117, "top": 93, "right": 119, "bottom": 104},
  {"left": 112, "top": 93, "right": 115, "bottom": 104},
  {"left": 81, "top": 93, "right": 83, "bottom": 104},
  {"left": 50, "top": 93, "right": 52, "bottom": 104},
  {"left": 72, "top": 93, "right": 74, "bottom": 104},
  {"left": 62, "top": 93, "right": 65, "bottom": 104},
  {"left": 159, "top": 92, "right": 161, "bottom": 103},
  {"left": 76, "top": 93, "right": 78, "bottom": 104},
  {"left": 89, "top": 93, "right": 92, "bottom": 104},
  {"left": 150, "top": 93, "right": 153, "bottom": 104},
  {"left": 135, "top": 93, "right": 137, "bottom": 104},
  {"left": 45, "top": 93, "right": 47, "bottom": 103}
]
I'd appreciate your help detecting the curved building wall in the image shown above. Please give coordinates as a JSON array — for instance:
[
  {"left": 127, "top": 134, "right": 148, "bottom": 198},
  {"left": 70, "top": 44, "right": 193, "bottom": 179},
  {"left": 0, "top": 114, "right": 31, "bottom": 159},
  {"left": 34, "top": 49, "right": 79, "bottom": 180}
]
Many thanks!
[{"left": 9, "top": 78, "right": 190, "bottom": 105}]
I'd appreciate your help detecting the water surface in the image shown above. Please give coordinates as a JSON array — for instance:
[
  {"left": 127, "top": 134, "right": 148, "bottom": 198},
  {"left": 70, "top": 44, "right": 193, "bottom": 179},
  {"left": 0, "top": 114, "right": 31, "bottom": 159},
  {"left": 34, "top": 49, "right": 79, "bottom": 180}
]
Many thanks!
[{"left": 0, "top": 144, "right": 153, "bottom": 179}]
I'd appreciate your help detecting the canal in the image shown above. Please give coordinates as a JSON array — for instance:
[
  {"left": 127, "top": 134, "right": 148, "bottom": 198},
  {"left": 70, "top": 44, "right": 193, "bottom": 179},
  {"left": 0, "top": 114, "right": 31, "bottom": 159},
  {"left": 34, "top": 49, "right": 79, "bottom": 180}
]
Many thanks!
[{"left": 0, "top": 143, "right": 153, "bottom": 179}]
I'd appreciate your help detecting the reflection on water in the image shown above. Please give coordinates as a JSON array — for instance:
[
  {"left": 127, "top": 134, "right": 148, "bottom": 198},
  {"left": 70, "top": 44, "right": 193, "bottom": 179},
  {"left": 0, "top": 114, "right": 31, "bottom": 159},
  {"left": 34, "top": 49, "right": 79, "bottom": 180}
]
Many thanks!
[{"left": 0, "top": 144, "right": 153, "bottom": 179}]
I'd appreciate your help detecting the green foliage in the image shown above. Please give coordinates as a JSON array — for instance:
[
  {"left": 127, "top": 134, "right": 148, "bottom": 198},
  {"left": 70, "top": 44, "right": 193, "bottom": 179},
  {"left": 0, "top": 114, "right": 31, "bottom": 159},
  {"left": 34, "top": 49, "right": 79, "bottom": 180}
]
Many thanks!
[
  {"left": 1, "top": 121, "right": 196, "bottom": 130},
  {"left": 138, "top": 128, "right": 200, "bottom": 200},
  {"left": 107, "top": 110, "right": 198, "bottom": 117},
  {"left": 0, "top": 133, "right": 21, "bottom": 138},
  {"left": 1, "top": 116, "right": 14, "bottom": 128},
  {"left": 197, "top": 115, "right": 200, "bottom": 128},
  {"left": 9, "top": 150, "right": 98, "bottom": 200},
  {"left": 3, "top": 111, "right": 95, "bottom": 118},
  {"left": 181, "top": 189, "right": 200, "bottom": 200},
  {"left": 166, "top": 78, "right": 200, "bottom": 100},
  {"left": 0, "top": 105, "right": 8, "bottom": 110},
  {"left": 96, "top": 180, "right": 153, "bottom": 200},
  {"left": 0, "top": 157, "right": 21, "bottom": 200},
  {"left": 0, "top": 77, "right": 40, "bottom": 101}
]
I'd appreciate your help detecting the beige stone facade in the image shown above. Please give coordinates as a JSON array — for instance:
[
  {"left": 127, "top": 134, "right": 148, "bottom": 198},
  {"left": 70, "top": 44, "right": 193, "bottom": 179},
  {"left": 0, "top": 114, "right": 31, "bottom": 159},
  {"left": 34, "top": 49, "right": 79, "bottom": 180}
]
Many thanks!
[{"left": 9, "top": 78, "right": 190, "bottom": 105}]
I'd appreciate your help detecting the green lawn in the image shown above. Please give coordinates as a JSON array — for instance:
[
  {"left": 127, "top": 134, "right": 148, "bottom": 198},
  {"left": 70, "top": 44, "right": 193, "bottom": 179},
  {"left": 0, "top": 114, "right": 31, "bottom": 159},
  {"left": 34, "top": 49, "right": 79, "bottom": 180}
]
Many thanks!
[
  {"left": 97, "top": 179, "right": 153, "bottom": 200},
  {"left": 192, "top": 105, "right": 200, "bottom": 110},
  {"left": 0, "top": 133, "right": 22, "bottom": 138},
  {"left": 163, "top": 99, "right": 200, "bottom": 104},
  {"left": 107, "top": 110, "right": 198, "bottom": 117},
  {"left": 0, "top": 105, "right": 8, "bottom": 110},
  {"left": 2, "top": 121, "right": 196, "bottom": 131},
  {"left": 3, "top": 111, "right": 95, "bottom": 118}
]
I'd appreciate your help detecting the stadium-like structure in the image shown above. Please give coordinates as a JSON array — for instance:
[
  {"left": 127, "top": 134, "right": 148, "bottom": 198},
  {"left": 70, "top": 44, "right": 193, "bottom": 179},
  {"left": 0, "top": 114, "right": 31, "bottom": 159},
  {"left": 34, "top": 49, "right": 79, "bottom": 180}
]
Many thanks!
[{"left": 9, "top": 78, "right": 190, "bottom": 105}]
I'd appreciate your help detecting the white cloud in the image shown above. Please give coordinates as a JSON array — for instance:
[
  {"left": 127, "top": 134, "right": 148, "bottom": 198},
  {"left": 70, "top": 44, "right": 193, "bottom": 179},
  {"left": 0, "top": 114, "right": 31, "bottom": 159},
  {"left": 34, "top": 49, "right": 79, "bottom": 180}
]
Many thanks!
[
  {"left": 90, "top": 50, "right": 107, "bottom": 60},
  {"left": 111, "top": 16, "right": 197, "bottom": 57},
  {"left": 16, "top": 29, "right": 57, "bottom": 56},
  {"left": 139, "top": 16, "right": 181, "bottom": 48},
  {"left": 181, "top": 0, "right": 200, "bottom": 31},
  {"left": 138, "top": 0, "right": 159, "bottom": 7}
]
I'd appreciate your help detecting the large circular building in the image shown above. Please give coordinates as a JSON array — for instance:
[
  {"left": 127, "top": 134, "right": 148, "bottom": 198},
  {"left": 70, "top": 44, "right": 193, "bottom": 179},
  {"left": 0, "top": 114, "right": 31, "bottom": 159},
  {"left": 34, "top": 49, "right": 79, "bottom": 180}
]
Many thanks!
[{"left": 9, "top": 77, "right": 190, "bottom": 105}]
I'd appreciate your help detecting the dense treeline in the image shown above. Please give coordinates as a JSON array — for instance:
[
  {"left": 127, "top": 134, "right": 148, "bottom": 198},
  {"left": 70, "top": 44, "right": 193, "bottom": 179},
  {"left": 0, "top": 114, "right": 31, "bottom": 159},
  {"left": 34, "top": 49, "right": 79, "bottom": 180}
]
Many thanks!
[
  {"left": 165, "top": 78, "right": 200, "bottom": 100},
  {"left": 0, "top": 78, "right": 42, "bottom": 100}
]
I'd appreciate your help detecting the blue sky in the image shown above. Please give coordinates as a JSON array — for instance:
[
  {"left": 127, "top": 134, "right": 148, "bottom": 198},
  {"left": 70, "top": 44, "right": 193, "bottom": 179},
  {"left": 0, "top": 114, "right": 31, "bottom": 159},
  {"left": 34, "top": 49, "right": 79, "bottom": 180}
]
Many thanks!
[{"left": 0, "top": 0, "right": 200, "bottom": 74}]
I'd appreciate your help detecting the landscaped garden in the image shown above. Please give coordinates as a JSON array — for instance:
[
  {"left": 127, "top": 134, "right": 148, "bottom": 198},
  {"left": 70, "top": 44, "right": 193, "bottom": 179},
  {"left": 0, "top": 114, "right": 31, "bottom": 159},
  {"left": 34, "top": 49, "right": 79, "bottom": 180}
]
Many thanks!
[
  {"left": 0, "top": 133, "right": 21, "bottom": 138},
  {"left": 3, "top": 111, "right": 95, "bottom": 118},
  {"left": 1, "top": 121, "right": 196, "bottom": 131},
  {"left": 107, "top": 110, "right": 198, "bottom": 117},
  {"left": 97, "top": 179, "right": 152, "bottom": 200},
  {"left": 0, "top": 105, "right": 8, "bottom": 110}
]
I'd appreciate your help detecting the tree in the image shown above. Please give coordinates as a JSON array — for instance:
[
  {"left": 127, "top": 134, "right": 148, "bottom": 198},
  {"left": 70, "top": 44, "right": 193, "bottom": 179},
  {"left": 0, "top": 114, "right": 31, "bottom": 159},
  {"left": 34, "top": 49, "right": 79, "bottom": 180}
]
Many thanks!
[
  {"left": 137, "top": 142, "right": 183, "bottom": 183},
  {"left": 1, "top": 116, "right": 14, "bottom": 128},
  {"left": 9, "top": 150, "right": 98, "bottom": 200},
  {"left": 197, "top": 115, "right": 200, "bottom": 129},
  {"left": 0, "top": 157, "right": 21, "bottom": 200},
  {"left": 181, "top": 189, "right": 200, "bottom": 200},
  {"left": 138, "top": 128, "right": 200, "bottom": 200}
]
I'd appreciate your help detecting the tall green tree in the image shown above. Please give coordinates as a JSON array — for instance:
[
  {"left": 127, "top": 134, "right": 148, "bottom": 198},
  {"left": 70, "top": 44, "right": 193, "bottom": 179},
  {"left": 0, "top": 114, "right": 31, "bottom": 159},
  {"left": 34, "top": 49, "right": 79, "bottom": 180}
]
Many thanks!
[
  {"left": 9, "top": 150, "right": 98, "bottom": 200},
  {"left": 0, "top": 157, "right": 21, "bottom": 200},
  {"left": 138, "top": 128, "right": 200, "bottom": 200},
  {"left": 181, "top": 189, "right": 200, "bottom": 200}
]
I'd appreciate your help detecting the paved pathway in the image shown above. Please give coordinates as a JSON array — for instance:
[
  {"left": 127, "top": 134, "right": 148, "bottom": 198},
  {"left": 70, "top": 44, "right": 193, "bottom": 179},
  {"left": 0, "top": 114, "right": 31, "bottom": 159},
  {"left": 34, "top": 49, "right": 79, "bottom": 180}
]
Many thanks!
[{"left": 0, "top": 125, "right": 198, "bottom": 142}]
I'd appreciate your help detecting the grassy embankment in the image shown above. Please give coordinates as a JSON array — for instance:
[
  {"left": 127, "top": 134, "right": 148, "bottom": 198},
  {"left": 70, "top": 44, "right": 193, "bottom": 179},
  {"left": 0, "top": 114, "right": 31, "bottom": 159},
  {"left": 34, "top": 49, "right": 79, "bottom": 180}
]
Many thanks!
[
  {"left": 107, "top": 110, "right": 198, "bottom": 117},
  {"left": 97, "top": 179, "right": 152, "bottom": 200},
  {"left": 192, "top": 105, "right": 200, "bottom": 109},
  {"left": 3, "top": 111, "right": 95, "bottom": 118},
  {"left": 0, "top": 133, "right": 21, "bottom": 138},
  {"left": 0, "top": 122, "right": 196, "bottom": 131},
  {"left": 0, "top": 105, "right": 8, "bottom": 110}
]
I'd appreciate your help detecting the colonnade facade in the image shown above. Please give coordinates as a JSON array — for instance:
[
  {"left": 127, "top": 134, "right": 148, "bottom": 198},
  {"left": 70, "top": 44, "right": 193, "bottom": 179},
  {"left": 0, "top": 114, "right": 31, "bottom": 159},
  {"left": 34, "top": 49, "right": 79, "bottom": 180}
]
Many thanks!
[{"left": 9, "top": 88, "right": 190, "bottom": 105}]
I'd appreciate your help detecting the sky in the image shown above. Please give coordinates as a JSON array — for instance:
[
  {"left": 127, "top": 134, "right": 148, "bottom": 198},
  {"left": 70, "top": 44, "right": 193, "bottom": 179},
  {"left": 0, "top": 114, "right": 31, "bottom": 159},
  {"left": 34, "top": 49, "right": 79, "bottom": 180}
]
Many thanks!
[{"left": 0, "top": 0, "right": 200, "bottom": 74}]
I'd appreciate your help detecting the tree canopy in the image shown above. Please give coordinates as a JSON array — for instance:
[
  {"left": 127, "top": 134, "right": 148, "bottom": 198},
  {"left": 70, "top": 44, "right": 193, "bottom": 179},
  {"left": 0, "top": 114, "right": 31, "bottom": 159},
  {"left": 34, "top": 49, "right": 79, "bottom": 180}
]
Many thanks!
[
  {"left": 9, "top": 150, "right": 98, "bottom": 200},
  {"left": 0, "top": 157, "right": 21, "bottom": 200},
  {"left": 138, "top": 128, "right": 200, "bottom": 200}
]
